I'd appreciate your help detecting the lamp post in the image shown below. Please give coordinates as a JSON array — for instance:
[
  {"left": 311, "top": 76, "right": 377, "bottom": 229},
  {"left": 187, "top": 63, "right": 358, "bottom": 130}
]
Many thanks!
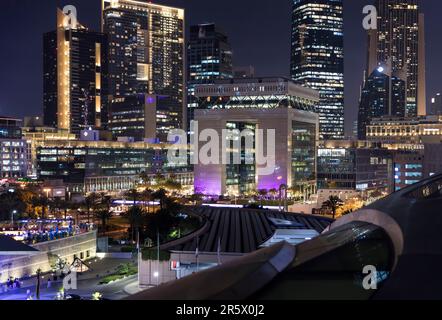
[{"left": 11, "top": 210, "right": 17, "bottom": 227}]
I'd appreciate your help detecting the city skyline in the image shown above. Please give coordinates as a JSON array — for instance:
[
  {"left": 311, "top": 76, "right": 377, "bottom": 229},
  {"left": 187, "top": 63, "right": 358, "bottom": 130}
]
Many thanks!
[{"left": 2, "top": 0, "right": 442, "bottom": 137}]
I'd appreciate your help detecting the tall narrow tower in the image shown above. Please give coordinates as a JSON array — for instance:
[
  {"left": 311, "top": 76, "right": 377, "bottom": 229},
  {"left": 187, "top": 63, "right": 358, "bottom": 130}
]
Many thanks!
[
  {"left": 187, "top": 23, "right": 233, "bottom": 131},
  {"left": 43, "top": 9, "right": 108, "bottom": 135},
  {"left": 290, "top": 0, "right": 345, "bottom": 140},
  {"left": 367, "top": 0, "right": 425, "bottom": 117}
]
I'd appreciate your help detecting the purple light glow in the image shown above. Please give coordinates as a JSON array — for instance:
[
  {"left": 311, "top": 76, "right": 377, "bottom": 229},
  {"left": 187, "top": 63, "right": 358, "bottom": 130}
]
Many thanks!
[{"left": 258, "top": 174, "right": 287, "bottom": 191}]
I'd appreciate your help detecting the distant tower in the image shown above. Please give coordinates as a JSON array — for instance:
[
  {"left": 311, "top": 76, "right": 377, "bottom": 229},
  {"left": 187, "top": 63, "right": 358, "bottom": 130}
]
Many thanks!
[
  {"left": 102, "top": 0, "right": 185, "bottom": 141},
  {"left": 430, "top": 94, "right": 442, "bottom": 116},
  {"left": 187, "top": 23, "right": 233, "bottom": 130},
  {"left": 366, "top": 0, "right": 426, "bottom": 117},
  {"left": 43, "top": 8, "right": 108, "bottom": 135},
  {"left": 290, "top": 0, "right": 345, "bottom": 140},
  {"left": 358, "top": 64, "right": 406, "bottom": 139}
]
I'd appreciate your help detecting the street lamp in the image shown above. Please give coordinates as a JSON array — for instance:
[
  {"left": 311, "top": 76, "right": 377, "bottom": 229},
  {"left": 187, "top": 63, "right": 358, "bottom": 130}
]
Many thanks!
[{"left": 11, "top": 210, "right": 17, "bottom": 226}]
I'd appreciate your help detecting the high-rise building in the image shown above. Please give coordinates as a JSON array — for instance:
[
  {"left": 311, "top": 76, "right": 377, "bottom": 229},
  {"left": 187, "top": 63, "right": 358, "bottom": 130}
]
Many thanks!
[
  {"left": 43, "top": 9, "right": 108, "bottom": 136},
  {"left": 102, "top": 0, "right": 185, "bottom": 141},
  {"left": 366, "top": 0, "right": 426, "bottom": 117},
  {"left": 430, "top": 93, "right": 442, "bottom": 116},
  {"left": 290, "top": 0, "right": 345, "bottom": 140},
  {"left": 358, "top": 66, "right": 406, "bottom": 139},
  {"left": 108, "top": 94, "right": 157, "bottom": 141},
  {"left": 187, "top": 23, "right": 233, "bottom": 131}
]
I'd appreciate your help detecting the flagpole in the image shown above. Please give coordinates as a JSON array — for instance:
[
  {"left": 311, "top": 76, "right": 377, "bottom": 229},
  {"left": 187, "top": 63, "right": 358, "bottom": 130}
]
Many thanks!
[{"left": 137, "top": 230, "right": 140, "bottom": 289}]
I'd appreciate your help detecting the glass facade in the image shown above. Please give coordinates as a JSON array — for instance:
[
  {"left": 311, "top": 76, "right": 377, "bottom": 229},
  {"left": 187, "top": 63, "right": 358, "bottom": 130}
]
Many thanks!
[
  {"left": 290, "top": 0, "right": 345, "bottom": 140},
  {"left": 358, "top": 68, "right": 406, "bottom": 140},
  {"left": 393, "top": 151, "right": 424, "bottom": 191},
  {"left": 318, "top": 146, "right": 392, "bottom": 192},
  {"left": 0, "top": 118, "right": 22, "bottom": 140},
  {"left": 373, "top": 0, "right": 421, "bottom": 116},
  {"left": 225, "top": 122, "right": 256, "bottom": 195},
  {"left": 37, "top": 142, "right": 191, "bottom": 192},
  {"left": 103, "top": 0, "right": 185, "bottom": 141},
  {"left": 187, "top": 24, "right": 233, "bottom": 131},
  {"left": 292, "top": 121, "right": 316, "bottom": 192},
  {"left": 253, "top": 221, "right": 395, "bottom": 300}
]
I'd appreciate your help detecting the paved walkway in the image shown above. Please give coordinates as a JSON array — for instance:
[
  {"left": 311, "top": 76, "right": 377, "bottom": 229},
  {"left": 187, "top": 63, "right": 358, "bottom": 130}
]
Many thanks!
[
  {"left": 0, "top": 257, "right": 136, "bottom": 300},
  {"left": 123, "top": 281, "right": 153, "bottom": 296}
]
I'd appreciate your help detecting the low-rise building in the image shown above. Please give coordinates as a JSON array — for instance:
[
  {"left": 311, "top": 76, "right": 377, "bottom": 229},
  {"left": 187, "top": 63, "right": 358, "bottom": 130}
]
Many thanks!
[
  {"left": 367, "top": 116, "right": 442, "bottom": 144},
  {"left": 0, "top": 229, "right": 97, "bottom": 283},
  {"left": 36, "top": 140, "right": 192, "bottom": 194},
  {"left": 317, "top": 140, "right": 393, "bottom": 194},
  {"left": 0, "top": 117, "right": 30, "bottom": 179}
]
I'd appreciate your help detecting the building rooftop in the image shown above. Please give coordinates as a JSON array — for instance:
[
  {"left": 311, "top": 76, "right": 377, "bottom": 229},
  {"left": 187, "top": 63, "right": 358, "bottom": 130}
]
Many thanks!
[
  {"left": 163, "top": 207, "right": 333, "bottom": 254},
  {"left": 194, "top": 77, "right": 320, "bottom": 101}
]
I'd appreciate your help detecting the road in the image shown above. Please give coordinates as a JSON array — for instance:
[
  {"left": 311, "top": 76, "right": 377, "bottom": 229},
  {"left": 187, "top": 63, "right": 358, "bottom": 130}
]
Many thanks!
[{"left": 0, "top": 258, "right": 139, "bottom": 301}]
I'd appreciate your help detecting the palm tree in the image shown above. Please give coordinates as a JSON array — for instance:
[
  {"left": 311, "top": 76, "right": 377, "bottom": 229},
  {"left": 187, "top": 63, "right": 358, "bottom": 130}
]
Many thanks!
[
  {"left": 125, "top": 189, "right": 139, "bottom": 206},
  {"left": 269, "top": 188, "right": 278, "bottom": 200},
  {"left": 141, "top": 189, "right": 153, "bottom": 213},
  {"left": 99, "top": 193, "right": 113, "bottom": 211},
  {"left": 139, "top": 171, "right": 152, "bottom": 187},
  {"left": 258, "top": 189, "right": 268, "bottom": 206},
  {"left": 164, "top": 179, "right": 182, "bottom": 194},
  {"left": 95, "top": 209, "right": 113, "bottom": 235},
  {"left": 83, "top": 193, "right": 100, "bottom": 223},
  {"left": 189, "top": 193, "right": 204, "bottom": 206},
  {"left": 59, "top": 199, "right": 71, "bottom": 220},
  {"left": 152, "top": 189, "right": 167, "bottom": 210},
  {"left": 38, "top": 196, "right": 49, "bottom": 219},
  {"left": 322, "top": 196, "right": 344, "bottom": 219},
  {"left": 125, "top": 206, "right": 144, "bottom": 242}
]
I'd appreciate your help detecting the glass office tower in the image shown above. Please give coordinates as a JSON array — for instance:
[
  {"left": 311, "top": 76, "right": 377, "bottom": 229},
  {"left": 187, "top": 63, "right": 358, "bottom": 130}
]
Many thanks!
[
  {"left": 102, "top": 0, "right": 185, "bottom": 141},
  {"left": 187, "top": 23, "right": 233, "bottom": 131},
  {"left": 290, "top": 0, "right": 345, "bottom": 140},
  {"left": 367, "top": 0, "right": 425, "bottom": 117},
  {"left": 358, "top": 67, "right": 406, "bottom": 139}
]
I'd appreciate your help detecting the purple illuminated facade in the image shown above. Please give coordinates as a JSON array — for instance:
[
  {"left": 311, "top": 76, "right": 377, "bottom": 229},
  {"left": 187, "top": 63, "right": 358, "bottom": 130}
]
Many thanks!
[{"left": 193, "top": 107, "right": 319, "bottom": 197}]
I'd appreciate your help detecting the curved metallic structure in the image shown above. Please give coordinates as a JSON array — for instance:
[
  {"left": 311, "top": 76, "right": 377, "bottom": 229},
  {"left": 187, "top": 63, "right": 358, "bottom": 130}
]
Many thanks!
[{"left": 128, "top": 173, "right": 442, "bottom": 300}]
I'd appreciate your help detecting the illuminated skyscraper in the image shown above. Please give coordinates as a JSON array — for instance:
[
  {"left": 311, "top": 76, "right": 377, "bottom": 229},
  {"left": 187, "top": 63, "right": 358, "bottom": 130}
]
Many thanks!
[
  {"left": 102, "top": 0, "right": 185, "bottom": 141},
  {"left": 187, "top": 23, "right": 233, "bottom": 131},
  {"left": 358, "top": 65, "right": 406, "bottom": 139},
  {"left": 430, "top": 93, "right": 442, "bottom": 116},
  {"left": 43, "top": 9, "right": 108, "bottom": 136},
  {"left": 290, "top": 0, "right": 345, "bottom": 140},
  {"left": 367, "top": 0, "right": 426, "bottom": 117}
]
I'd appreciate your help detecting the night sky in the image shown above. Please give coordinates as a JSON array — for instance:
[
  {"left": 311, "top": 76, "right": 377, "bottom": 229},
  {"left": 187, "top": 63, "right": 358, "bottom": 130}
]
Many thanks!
[{"left": 1, "top": 0, "right": 442, "bottom": 136}]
